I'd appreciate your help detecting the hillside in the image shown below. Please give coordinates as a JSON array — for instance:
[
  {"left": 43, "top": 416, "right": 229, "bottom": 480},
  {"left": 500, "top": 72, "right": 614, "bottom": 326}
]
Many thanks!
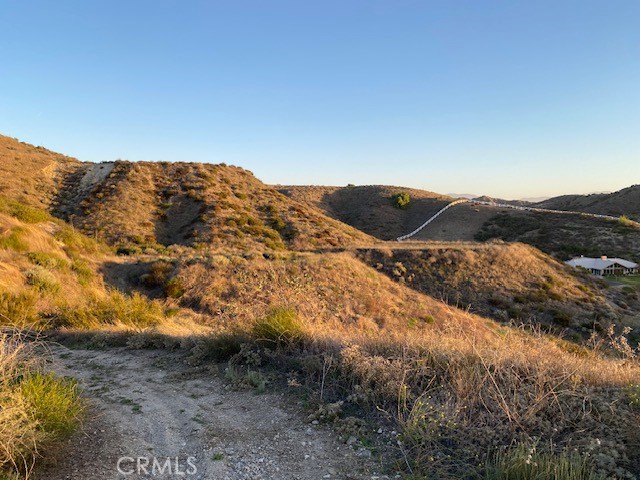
[
  {"left": 278, "top": 185, "right": 452, "bottom": 240},
  {"left": 0, "top": 134, "right": 81, "bottom": 209},
  {"left": 357, "top": 242, "right": 639, "bottom": 341},
  {"left": 475, "top": 209, "right": 640, "bottom": 261},
  {"left": 0, "top": 138, "right": 376, "bottom": 252},
  {"left": 278, "top": 182, "right": 640, "bottom": 261},
  {"left": 536, "top": 185, "right": 640, "bottom": 221}
]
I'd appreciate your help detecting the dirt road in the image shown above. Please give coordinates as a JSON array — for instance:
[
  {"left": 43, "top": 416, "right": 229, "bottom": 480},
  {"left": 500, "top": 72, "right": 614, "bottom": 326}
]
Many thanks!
[{"left": 38, "top": 345, "right": 390, "bottom": 480}]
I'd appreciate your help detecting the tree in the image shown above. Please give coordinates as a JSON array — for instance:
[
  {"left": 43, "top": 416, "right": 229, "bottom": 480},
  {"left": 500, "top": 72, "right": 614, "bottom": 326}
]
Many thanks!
[{"left": 391, "top": 192, "right": 411, "bottom": 209}]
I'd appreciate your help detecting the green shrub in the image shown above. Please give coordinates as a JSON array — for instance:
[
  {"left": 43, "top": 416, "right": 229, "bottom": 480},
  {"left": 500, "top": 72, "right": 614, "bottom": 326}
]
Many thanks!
[
  {"left": 20, "top": 372, "right": 84, "bottom": 441},
  {"left": 53, "top": 225, "right": 103, "bottom": 255},
  {"left": 485, "top": 443, "right": 596, "bottom": 480},
  {"left": 0, "top": 291, "right": 39, "bottom": 326},
  {"left": 164, "top": 278, "right": 185, "bottom": 299},
  {"left": 0, "top": 198, "right": 51, "bottom": 223},
  {"left": 24, "top": 267, "right": 60, "bottom": 294},
  {"left": 253, "top": 307, "right": 303, "bottom": 347},
  {"left": 142, "top": 261, "right": 173, "bottom": 288},
  {"left": 551, "top": 309, "right": 573, "bottom": 327},
  {"left": 271, "top": 217, "right": 286, "bottom": 232},
  {"left": 391, "top": 192, "right": 411, "bottom": 209},
  {"left": 628, "top": 384, "right": 640, "bottom": 410},
  {"left": 116, "top": 245, "right": 142, "bottom": 256},
  {"left": 26, "top": 252, "right": 68, "bottom": 270},
  {"left": 187, "top": 332, "right": 248, "bottom": 364},
  {"left": 71, "top": 259, "right": 93, "bottom": 285},
  {"left": 55, "top": 291, "right": 164, "bottom": 329},
  {"left": 0, "top": 228, "right": 28, "bottom": 252}
]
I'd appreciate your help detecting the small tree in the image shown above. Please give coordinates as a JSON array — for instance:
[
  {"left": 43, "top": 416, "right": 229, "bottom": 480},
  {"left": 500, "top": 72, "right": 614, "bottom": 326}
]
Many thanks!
[{"left": 392, "top": 192, "right": 411, "bottom": 209}]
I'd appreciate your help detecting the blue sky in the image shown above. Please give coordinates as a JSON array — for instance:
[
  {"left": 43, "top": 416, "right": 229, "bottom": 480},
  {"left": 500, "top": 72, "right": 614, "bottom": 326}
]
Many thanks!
[{"left": 1, "top": 1, "right": 638, "bottom": 199}]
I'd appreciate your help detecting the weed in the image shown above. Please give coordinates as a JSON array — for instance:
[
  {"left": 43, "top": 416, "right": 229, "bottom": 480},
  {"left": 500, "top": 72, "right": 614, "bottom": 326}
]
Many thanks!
[
  {"left": 253, "top": 307, "right": 303, "bottom": 347},
  {"left": 0, "top": 228, "right": 28, "bottom": 252},
  {"left": 20, "top": 372, "right": 84, "bottom": 441},
  {"left": 71, "top": 259, "right": 93, "bottom": 285},
  {"left": 164, "top": 278, "right": 185, "bottom": 299},
  {"left": 26, "top": 252, "right": 68, "bottom": 270},
  {"left": 485, "top": 443, "right": 597, "bottom": 480},
  {"left": 0, "top": 198, "right": 50, "bottom": 224},
  {"left": 628, "top": 384, "right": 640, "bottom": 410},
  {"left": 54, "top": 291, "right": 165, "bottom": 328},
  {"left": 24, "top": 267, "right": 60, "bottom": 294},
  {"left": 0, "top": 291, "right": 39, "bottom": 326}
]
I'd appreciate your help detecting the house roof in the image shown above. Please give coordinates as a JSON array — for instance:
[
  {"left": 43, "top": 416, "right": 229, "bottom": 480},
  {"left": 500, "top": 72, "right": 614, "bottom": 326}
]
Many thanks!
[{"left": 566, "top": 257, "right": 639, "bottom": 270}]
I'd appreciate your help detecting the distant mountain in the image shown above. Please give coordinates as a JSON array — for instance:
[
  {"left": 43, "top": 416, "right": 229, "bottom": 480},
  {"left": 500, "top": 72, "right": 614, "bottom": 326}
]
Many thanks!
[
  {"left": 446, "top": 193, "right": 478, "bottom": 199},
  {"left": 472, "top": 195, "right": 532, "bottom": 207},
  {"left": 449, "top": 193, "right": 550, "bottom": 203},
  {"left": 519, "top": 196, "right": 550, "bottom": 203}
]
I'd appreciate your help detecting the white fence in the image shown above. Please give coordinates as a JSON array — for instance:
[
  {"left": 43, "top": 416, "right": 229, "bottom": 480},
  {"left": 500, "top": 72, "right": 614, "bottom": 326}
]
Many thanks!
[{"left": 397, "top": 199, "right": 624, "bottom": 241}]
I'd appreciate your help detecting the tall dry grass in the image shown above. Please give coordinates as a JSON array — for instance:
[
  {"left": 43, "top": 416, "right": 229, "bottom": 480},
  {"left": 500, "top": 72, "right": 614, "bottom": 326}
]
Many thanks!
[{"left": 0, "top": 334, "right": 83, "bottom": 479}]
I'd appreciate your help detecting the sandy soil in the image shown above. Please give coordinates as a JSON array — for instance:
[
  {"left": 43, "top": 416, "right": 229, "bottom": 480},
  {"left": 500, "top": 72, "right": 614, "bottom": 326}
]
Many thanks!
[{"left": 37, "top": 345, "right": 392, "bottom": 480}]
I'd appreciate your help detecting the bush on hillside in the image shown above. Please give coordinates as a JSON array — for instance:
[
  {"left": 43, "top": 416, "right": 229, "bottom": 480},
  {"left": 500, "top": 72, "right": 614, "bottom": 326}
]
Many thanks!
[
  {"left": 0, "top": 228, "right": 29, "bottom": 252},
  {"left": 391, "top": 192, "right": 411, "bottom": 209},
  {"left": 253, "top": 307, "right": 303, "bottom": 347},
  {"left": 24, "top": 267, "right": 60, "bottom": 294},
  {"left": 0, "top": 197, "right": 51, "bottom": 224},
  {"left": 26, "top": 252, "right": 68, "bottom": 270},
  {"left": 54, "top": 291, "right": 165, "bottom": 329},
  {"left": 0, "top": 291, "right": 39, "bottom": 327}
]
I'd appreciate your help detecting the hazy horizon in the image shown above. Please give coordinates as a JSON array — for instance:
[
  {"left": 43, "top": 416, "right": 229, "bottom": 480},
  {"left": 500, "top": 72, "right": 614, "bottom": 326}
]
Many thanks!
[{"left": 1, "top": 1, "right": 638, "bottom": 199}]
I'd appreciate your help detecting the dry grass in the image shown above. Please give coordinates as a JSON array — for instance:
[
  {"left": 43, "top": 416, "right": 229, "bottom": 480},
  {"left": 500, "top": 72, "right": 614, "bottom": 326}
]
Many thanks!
[
  {"left": 0, "top": 334, "right": 83, "bottom": 479},
  {"left": 0, "top": 134, "right": 81, "bottom": 210},
  {"left": 105, "top": 248, "right": 639, "bottom": 477},
  {"left": 53, "top": 161, "right": 375, "bottom": 251},
  {"left": 2, "top": 135, "right": 640, "bottom": 478},
  {"left": 278, "top": 184, "right": 453, "bottom": 241},
  {"left": 356, "top": 242, "right": 626, "bottom": 337},
  {"left": 537, "top": 185, "right": 640, "bottom": 222},
  {"left": 475, "top": 211, "right": 640, "bottom": 262}
]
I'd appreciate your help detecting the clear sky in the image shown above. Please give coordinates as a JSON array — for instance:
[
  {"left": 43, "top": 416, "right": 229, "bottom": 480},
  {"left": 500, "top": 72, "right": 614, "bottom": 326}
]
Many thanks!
[{"left": 1, "top": 1, "right": 638, "bottom": 199}]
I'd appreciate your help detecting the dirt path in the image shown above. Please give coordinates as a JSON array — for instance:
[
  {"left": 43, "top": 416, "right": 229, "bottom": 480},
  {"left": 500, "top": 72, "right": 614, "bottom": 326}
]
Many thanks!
[{"left": 38, "top": 345, "right": 390, "bottom": 480}]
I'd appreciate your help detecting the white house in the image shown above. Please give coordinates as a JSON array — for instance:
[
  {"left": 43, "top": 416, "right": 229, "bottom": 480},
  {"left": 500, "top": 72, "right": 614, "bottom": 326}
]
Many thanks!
[{"left": 566, "top": 256, "right": 639, "bottom": 277}]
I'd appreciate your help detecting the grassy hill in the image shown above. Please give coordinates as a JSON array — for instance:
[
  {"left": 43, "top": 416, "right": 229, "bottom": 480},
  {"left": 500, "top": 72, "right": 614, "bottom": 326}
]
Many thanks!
[
  {"left": 0, "top": 138, "right": 375, "bottom": 252},
  {"left": 0, "top": 134, "right": 81, "bottom": 210},
  {"left": 2, "top": 135, "right": 640, "bottom": 479},
  {"left": 475, "top": 210, "right": 640, "bottom": 261},
  {"left": 536, "top": 185, "right": 640, "bottom": 221},
  {"left": 357, "top": 242, "right": 640, "bottom": 342},
  {"left": 279, "top": 183, "right": 640, "bottom": 261},
  {"left": 278, "top": 185, "right": 452, "bottom": 240}
]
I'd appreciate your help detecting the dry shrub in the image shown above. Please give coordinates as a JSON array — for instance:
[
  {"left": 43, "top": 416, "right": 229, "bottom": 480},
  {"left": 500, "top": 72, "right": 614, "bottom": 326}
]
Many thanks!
[{"left": 255, "top": 315, "right": 640, "bottom": 479}]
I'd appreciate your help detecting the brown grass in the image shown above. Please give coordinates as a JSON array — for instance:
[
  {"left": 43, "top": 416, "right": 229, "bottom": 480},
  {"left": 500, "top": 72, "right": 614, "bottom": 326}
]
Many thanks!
[
  {"left": 278, "top": 184, "right": 453, "bottom": 241},
  {"left": 54, "top": 161, "right": 376, "bottom": 251},
  {"left": 0, "top": 135, "right": 81, "bottom": 210},
  {"left": 356, "top": 242, "right": 626, "bottom": 337}
]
